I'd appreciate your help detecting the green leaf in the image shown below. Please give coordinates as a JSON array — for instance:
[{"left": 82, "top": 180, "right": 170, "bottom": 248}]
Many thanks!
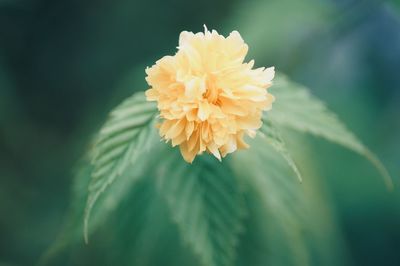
[
  {"left": 156, "top": 153, "right": 246, "bottom": 266},
  {"left": 232, "top": 131, "right": 349, "bottom": 266},
  {"left": 84, "top": 91, "right": 157, "bottom": 242},
  {"left": 268, "top": 74, "right": 393, "bottom": 188},
  {"left": 259, "top": 118, "right": 302, "bottom": 182},
  {"left": 231, "top": 136, "right": 310, "bottom": 266},
  {"left": 39, "top": 163, "right": 161, "bottom": 266}
]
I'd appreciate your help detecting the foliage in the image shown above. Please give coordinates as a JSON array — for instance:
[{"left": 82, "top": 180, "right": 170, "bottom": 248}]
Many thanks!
[
  {"left": 84, "top": 92, "right": 157, "bottom": 241},
  {"left": 269, "top": 75, "right": 392, "bottom": 189},
  {"left": 41, "top": 73, "right": 391, "bottom": 266}
]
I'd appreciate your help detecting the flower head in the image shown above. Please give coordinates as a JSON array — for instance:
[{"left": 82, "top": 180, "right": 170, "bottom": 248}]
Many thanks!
[{"left": 145, "top": 26, "right": 275, "bottom": 163}]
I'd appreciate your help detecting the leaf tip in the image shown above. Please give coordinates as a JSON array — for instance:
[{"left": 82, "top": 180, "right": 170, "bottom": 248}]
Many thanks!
[
  {"left": 83, "top": 210, "right": 90, "bottom": 244},
  {"left": 365, "top": 149, "right": 394, "bottom": 191}
]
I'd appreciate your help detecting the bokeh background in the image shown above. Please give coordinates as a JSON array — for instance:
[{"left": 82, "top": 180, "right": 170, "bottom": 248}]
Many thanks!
[{"left": 1, "top": 0, "right": 399, "bottom": 265}]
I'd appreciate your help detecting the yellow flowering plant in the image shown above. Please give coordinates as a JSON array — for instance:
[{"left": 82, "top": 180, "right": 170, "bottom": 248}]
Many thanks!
[
  {"left": 145, "top": 27, "right": 275, "bottom": 163},
  {"left": 43, "top": 27, "right": 392, "bottom": 266}
]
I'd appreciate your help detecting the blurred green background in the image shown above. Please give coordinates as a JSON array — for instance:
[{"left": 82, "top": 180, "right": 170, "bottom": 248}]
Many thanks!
[{"left": 1, "top": 0, "right": 399, "bottom": 265}]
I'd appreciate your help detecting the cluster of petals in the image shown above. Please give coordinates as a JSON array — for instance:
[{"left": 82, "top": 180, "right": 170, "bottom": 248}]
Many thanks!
[{"left": 145, "top": 26, "right": 275, "bottom": 163}]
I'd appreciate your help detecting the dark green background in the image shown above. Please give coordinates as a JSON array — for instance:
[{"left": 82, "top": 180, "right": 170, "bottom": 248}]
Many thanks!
[{"left": 1, "top": 0, "right": 399, "bottom": 265}]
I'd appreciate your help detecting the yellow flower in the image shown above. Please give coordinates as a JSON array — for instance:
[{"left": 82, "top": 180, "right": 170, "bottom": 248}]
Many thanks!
[{"left": 145, "top": 26, "right": 275, "bottom": 163}]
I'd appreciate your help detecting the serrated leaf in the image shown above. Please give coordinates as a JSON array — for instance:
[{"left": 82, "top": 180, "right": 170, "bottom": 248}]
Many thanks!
[
  {"left": 231, "top": 136, "right": 311, "bottom": 266},
  {"left": 259, "top": 118, "right": 302, "bottom": 182},
  {"left": 84, "top": 91, "right": 157, "bottom": 242},
  {"left": 156, "top": 153, "right": 246, "bottom": 266},
  {"left": 268, "top": 74, "right": 393, "bottom": 188},
  {"left": 39, "top": 162, "right": 161, "bottom": 266}
]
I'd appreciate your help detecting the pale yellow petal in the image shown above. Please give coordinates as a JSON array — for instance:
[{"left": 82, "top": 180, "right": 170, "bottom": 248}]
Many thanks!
[
  {"left": 165, "top": 119, "right": 185, "bottom": 139},
  {"left": 197, "top": 101, "right": 211, "bottom": 121},
  {"left": 179, "top": 141, "right": 197, "bottom": 163},
  {"left": 207, "top": 142, "right": 221, "bottom": 161},
  {"left": 145, "top": 88, "right": 158, "bottom": 101},
  {"left": 185, "top": 121, "right": 195, "bottom": 140}
]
